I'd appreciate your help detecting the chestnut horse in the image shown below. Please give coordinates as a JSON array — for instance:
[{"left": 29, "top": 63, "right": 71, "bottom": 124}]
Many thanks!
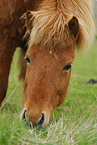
[{"left": 0, "top": 0, "right": 95, "bottom": 128}]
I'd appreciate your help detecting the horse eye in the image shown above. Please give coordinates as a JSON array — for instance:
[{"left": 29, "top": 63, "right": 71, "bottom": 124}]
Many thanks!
[
  {"left": 25, "top": 55, "right": 31, "bottom": 64},
  {"left": 63, "top": 62, "right": 72, "bottom": 71}
]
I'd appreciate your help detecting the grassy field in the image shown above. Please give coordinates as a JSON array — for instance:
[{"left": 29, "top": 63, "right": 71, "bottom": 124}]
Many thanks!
[{"left": 0, "top": 39, "right": 97, "bottom": 145}]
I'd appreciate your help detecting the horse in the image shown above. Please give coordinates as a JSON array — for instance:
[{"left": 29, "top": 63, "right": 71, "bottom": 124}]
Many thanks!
[{"left": 0, "top": 0, "right": 95, "bottom": 128}]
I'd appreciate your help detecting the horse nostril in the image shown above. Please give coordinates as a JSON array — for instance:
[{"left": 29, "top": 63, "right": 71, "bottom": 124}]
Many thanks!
[
  {"left": 22, "top": 110, "right": 27, "bottom": 120},
  {"left": 36, "top": 113, "right": 45, "bottom": 128}
]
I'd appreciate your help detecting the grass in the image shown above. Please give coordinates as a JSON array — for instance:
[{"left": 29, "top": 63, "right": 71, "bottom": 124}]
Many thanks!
[{"left": 0, "top": 40, "right": 97, "bottom": 145}]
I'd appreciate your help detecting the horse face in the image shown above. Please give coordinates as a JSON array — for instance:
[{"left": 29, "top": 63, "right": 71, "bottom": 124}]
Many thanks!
[
  {"left": 20, "top": 16, "right": 79, "bottom": 128},
  {"left": 20, "top": 44, "right": 75, "bottom": 128}
]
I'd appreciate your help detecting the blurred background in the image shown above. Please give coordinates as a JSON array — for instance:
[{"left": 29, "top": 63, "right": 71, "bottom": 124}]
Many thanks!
[{"left": 94, "top": 0, "right": 97, "bottom": 34}]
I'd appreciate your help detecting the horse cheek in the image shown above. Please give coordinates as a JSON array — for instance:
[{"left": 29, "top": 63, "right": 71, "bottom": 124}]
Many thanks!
[{"left": 58, "top": 70, "right": 71, "bottom": 106}]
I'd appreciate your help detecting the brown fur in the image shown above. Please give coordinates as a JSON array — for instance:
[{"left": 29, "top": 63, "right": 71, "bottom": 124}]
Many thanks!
[
  {"left": 22, "top": 43, "right": 75, "bottom": 127},
  {"left": 0, "top": 0, "right": 42, "bottom": 104}
]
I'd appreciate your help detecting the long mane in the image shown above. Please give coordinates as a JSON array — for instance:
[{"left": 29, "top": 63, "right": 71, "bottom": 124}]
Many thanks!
[{"left": 28, "top": 0, "right": 95, "bottom": 50}]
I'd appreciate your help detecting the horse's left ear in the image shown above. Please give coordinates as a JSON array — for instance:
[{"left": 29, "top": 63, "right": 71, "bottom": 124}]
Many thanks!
[
  {"left": 68, "top": 16, "right": 79, "bottom": 39},
  {"left": 26, "top": 10, "right": 34, "bottom": 34}
]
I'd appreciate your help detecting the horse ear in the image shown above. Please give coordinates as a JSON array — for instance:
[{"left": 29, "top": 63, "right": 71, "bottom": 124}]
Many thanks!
[
  {"left": 26, "top": 10, "right": 34, "bottom": 33},
  {"left": 68, "top": 16, "right": 79, "bottom": 39}
]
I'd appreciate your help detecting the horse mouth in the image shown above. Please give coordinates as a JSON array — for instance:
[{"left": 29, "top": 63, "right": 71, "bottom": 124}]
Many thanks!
[{"left": 29, "top": 113, "right": 45, "bottom": 129}]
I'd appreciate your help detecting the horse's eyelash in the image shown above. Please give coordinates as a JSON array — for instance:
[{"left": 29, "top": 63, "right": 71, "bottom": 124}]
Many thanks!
[
  {"left": 25, "top": 55, "right": 31, "bottom": 64},
  {"left": 63, "top": 62, "right": 72, "bottom": 71}
]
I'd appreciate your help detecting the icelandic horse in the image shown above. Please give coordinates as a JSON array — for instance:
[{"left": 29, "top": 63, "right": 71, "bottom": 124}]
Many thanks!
[{"left": 0, "top": 0, "right": 95, "bottom": 128}]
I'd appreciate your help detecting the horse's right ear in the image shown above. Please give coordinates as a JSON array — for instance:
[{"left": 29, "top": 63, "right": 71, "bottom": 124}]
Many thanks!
[
  {"left": 26, "top": 10, "right": 34, "bottom": 34},
  {"left": 68, "top": 16, "right": 79, "bottom": 39}
]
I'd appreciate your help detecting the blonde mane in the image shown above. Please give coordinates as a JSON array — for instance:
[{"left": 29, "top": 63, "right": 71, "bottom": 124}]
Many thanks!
[{"left": 28, "top": 0, "right": 95, "bottom": 50}]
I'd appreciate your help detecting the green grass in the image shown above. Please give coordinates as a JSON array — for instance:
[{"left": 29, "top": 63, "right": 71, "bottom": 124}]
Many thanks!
[{"left": 0, "top": 40, "right": 97, "bottom": 145}]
